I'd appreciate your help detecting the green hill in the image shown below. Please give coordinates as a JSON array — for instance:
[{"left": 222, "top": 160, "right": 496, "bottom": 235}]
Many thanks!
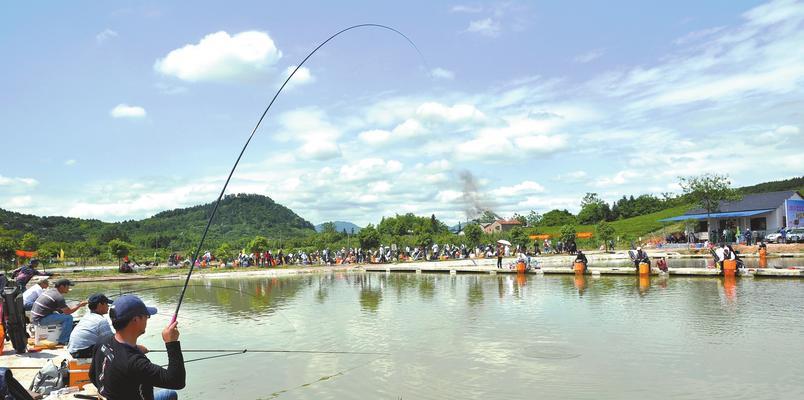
[{"left": 0, "top": 194, "right": 315, "bottom": 253}]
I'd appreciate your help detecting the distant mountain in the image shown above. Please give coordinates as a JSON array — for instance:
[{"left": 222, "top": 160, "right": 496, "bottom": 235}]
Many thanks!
[
  {"left": 0, "top": 193, "right": 315, "bottom": 249},
  {"left": 315, "top": 221, "right": 362, "bottom": 234}
]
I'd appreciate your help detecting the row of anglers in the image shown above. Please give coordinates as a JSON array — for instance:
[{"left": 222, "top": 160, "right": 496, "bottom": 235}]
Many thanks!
[
  {"left": 1, "top": 270, "right": 185, "bottom": 399},
  {"left": 166, "top": 242, "right": 581, "bottom": 268},
  {"left": 571, "top": 243, "right": 753, "bottom": 275}
]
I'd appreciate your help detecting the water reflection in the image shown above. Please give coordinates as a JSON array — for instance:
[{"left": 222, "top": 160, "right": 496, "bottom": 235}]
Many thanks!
[{"left": 63, "top": 270, "right": 804, "bottom": 400}]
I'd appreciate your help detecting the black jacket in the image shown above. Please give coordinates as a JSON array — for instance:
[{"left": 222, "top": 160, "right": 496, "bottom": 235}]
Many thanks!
[{"left": 90, "top": 335, "right": 185, "bottom": 400}]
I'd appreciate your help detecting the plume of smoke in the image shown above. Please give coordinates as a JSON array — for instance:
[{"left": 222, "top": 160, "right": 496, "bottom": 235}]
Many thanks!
[{"left": 458, "top": 170, "right": 495, "bottom": 220}]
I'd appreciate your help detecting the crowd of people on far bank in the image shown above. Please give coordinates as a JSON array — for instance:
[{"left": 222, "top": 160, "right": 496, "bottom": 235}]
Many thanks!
[{"left": 169, "top": 238, "right": 586, "bottom": 268}]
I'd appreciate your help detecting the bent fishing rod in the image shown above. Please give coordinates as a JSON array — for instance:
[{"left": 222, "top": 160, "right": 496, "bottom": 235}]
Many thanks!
[{"left": 171, "top": 24, "right": 424, "bottom": 324}]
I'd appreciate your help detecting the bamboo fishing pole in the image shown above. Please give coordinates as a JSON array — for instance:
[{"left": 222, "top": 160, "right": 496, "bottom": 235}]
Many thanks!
[{"left": 171, "top": 24, "right": 425, "bottom": 324}]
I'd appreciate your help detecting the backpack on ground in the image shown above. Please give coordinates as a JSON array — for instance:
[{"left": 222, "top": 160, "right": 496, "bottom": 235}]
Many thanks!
[{"left": 28, "top": 360, "right": 67, "bottom": 396}]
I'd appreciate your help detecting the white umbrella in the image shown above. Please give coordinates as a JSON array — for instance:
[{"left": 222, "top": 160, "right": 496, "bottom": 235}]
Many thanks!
[{"left": 497, "top": 239, "right": 512, "bottom": 246}]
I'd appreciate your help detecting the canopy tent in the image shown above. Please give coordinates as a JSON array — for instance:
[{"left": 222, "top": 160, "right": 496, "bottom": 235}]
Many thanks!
[
  {"left": 14, "top": 250, "right": 37, "bottom": 258},
  {"left": 658, "top": 209, "right": 774, "bottom": 222}
]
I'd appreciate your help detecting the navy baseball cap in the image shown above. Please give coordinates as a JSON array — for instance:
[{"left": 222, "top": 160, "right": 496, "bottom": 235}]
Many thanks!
[
  {"left": 88, "top": 293, "right": 113, "bottom": 309},
  {"left": 111, "top": 295, "right": 157, "bottom": 321}
]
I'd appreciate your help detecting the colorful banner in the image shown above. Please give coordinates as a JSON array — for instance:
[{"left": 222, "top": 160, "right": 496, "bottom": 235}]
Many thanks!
[{"left": 786, "top": 199, "right": 804, "bottom": 228}]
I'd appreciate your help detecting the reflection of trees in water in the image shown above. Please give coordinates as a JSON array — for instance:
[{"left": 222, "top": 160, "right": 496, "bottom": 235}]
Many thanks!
[
  {"left": 385, "top": 273, "right": 421, "bottom": 301},
  {"left": 315, "top": 274, "right": 336, "bottom": 304},
  {"left": 418, "top": 275, "right": 436, "bottom": 300},
  {"left": 95, "top": 278, "right": 308, "bottom": 318},
  {"left": 356, "top": 274, "right": 383, "bottom": 312},
  {"left": 467, "top": 276, "right": 484, "bottom": 307}
]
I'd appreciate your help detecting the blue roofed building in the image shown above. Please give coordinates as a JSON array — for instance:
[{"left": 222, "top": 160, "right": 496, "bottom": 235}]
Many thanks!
[{"left": 659, "top": 190, "right": 803, "bottom": 242}]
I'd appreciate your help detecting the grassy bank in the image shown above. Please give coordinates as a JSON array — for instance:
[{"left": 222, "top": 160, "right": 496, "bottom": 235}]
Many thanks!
[{"left": 530, "top": 204, "right": 691, "bottom": 246}]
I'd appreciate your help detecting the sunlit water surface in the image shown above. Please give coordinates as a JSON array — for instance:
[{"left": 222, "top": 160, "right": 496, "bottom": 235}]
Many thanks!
[{"left": 71, "top": 262, "right": 804, "bottom": 400}]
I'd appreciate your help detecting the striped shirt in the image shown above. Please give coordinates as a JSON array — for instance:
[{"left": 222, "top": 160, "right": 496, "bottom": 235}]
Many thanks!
[{"left": 31, "top": 288, "right": 67, "bottom": 323}]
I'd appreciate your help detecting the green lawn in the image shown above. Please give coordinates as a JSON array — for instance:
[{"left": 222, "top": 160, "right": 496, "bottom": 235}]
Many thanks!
[{"left": 531, "top": 204, "right": 691, "bottom": 245}]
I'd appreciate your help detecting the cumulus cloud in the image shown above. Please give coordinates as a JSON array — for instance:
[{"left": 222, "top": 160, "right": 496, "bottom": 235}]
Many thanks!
[
  {"left": 110, "top": 104, "right": 146, "bottom": 118},
  {"left": 465, "top": 18, "right": 501, "bottom": 37},
  {"left": 154, "top": 31, "right": 282, "bottom": 82},
  {"left": 430, "top": 67, "right": 455, "bottom": 80},
  {"left": 96, "top": 29, "right": 118, "bottom": 44},
  {"left": 276, "top": 108, "right": 342, "bottom": 160},
  {"left": 282, "top": 65, "right": 315, "bottom": 89},
  {"left": 0, "top": 175, "right": 38, "bottom": 188},
  {"left": 416, "top": 102, "right": 485, "bottom": 124}
]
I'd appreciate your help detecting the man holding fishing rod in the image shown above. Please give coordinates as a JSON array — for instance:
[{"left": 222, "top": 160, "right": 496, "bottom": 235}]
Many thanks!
[{"left": 90, "top": 295, "right": 185, "bottom": 400}]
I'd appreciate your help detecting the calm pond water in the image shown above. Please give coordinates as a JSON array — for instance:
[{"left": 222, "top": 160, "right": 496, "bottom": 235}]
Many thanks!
[{"left": 70, "top": 268, "right": 804, "bottom": 400}]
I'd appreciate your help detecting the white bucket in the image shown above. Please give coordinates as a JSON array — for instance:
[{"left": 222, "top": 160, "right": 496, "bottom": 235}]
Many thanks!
[{"left": 31, "top": 324, "right": 63, "bottom": 345}]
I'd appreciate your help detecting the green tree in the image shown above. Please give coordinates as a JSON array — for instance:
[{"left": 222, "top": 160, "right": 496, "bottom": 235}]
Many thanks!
[
  {"left": 100, "top": 225, "right": 130, "bottom": 243},
  {"left": 0, "top": 237, "right": 18, "bottom": 273},
  {"left": 463, "top": 224, "right": 483, "bottom": 246},
  {"left": 679, "top": 174, "right": 741, "bottom": 217},
  {"left": 38, "top": 242, "right": 62, "bottom": 260},
  {"left": 20, "top": 233, "right": 39, "bottom": 251},
  {"left": 215, "top": 242, "right": 232, "bottom": 261},
  {"left": 525, "top": 210, "right": 542, "bottom": 226},
  {"left": 559, "top": 224, "right": 576, "bottom": 245},
  {"left": 512, "top": 213, "right": 527, "bottom": 226},
  {"left": 248, "top": 236, "right": 270, "bottom": 254},
  {"left": 509, "top": 226, "right": 530, "bottom": 249},
  {"left": 358, "top": 224, "right": 381, "bottom": 249},
  {"left": 540, "top": 209, "right": 576, "bottom": 226},
  {"left": 577, "top": 193, "right": 611, "bottom": 225},
  {"left": 320, "top": 222, "right": 337, "bottom": 234},
  {"left": 596, "top": 221, "right": 616, "bottom": 251},
  {"left": 108, "top": 239, "right": 134, "bottom": 265},
  {"left": 475, "top": 210, "right": 501, "bottom": 224}
]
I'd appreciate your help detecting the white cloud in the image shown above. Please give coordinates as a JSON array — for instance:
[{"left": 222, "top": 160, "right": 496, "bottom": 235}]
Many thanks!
[
  {"left": 465, "top": 18, "right": 501, "bottom": 37},
  {"left": 358, "top": 129, "right": 392, "bottom": 145},
  {"left": 0, "top": 175, "right": 38, "bottom": 187},
  {"left": 513, "top": 135, "right": 568, "bottom": 153},
  {"left": 96, "top": 29, "right": 118, "bottom": 44},
  {"left": 451, "top": 5, "right": 483, "bottom": 13},
  {"left": 276, "top": 108, "right": 342, "bottom": 160},
  {"left": 154, "top": 31, "right": 282, "bottom": 82},
  {"left": 282, "top": 65, "right": 315, "bottom": 89},
  {"left": 65, "top": 159, "right": 77, "bottom": 166},
  {"left": 416, "top": 102, "right": 485, "bottom": 124},
  {"left": 430, "top": 67, "right": 455, "bottom": 80},
  {"left": 110, "top": 104, "right": 146, "bottom": 118},
  {"left": 574, "top": 48, "right": 605, "bottom": 63},
  {"left": 7, "top": 196, "right": 33, "bottom": 208},
  {"left": 593, "top": 170, "right": 643, "bottom": 188},
  {"left": 673, "top": 26, "right": 725, "bottom": 45}
]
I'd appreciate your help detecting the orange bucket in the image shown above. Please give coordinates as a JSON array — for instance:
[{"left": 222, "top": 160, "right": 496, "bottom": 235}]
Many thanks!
[
  {"left": 516, "top": 261, "right": 526, "bottom": 273},
  {"left": 639, "top": 275, "right": 650, "bottom": 292},
  {"left": 639, "top": 262, "right": 650, "bottom": 275},
  {"left": 69, "top": 359, "right": 92, "bottom": 389},
  {"left": 573, "top": 262, "right": 586, "bottom": 273},
  {"left": 723, "top": 259, "right": 737, "bottom": 272}
]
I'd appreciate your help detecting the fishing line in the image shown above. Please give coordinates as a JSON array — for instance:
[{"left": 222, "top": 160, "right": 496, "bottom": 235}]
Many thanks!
[
  {"left": 153, "top": 348, "right": 388, "bottom": 355},
  {"left": 172, "top": 24, "right": 426, "bottom": 324}
]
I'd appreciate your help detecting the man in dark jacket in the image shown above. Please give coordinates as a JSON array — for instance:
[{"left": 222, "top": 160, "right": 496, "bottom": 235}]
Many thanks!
[
  {"left": 90, "top": 295, "right": 185, "bottom": 400},
  {"left": 12, "top": 259, "right": 52, "bottom": 292}
]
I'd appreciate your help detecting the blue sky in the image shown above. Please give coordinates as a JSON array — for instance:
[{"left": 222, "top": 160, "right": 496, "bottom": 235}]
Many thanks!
[{"left": 1, "top": 0, "right": 802, "bottom": 225}]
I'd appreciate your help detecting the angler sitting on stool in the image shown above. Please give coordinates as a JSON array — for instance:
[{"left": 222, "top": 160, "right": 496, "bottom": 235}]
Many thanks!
[
  {"left": 90, "top": 295, "right": 185, "bottom": 400},
  {"left": 633, "top": 247, "right": 650, "bottom": 274},
  {"left": 574, "top": 250, "right": 588, "bottom": 273}
]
